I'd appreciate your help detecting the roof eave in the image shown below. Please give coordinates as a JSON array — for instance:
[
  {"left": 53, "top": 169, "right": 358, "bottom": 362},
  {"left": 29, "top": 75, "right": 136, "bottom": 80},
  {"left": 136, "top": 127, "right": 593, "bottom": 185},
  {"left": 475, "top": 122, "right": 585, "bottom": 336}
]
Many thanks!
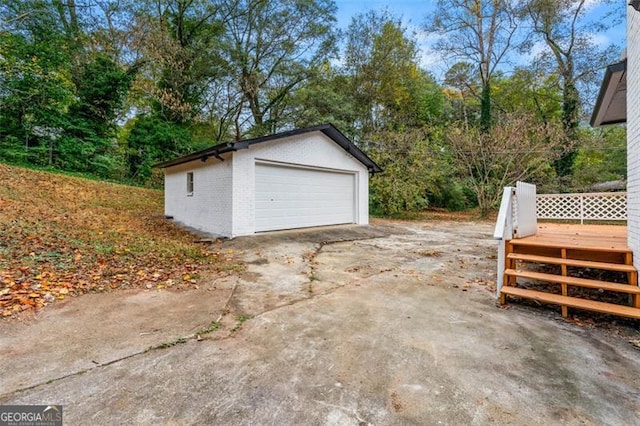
[
  {"left": 153, "top": 142, "right": 235, "bottom": 169},
  {"left": 590, "top": 60, "right": 627, "bottom": 127},
  {"left": 318, "top": 125, "right": 383, "bottom": 173}
]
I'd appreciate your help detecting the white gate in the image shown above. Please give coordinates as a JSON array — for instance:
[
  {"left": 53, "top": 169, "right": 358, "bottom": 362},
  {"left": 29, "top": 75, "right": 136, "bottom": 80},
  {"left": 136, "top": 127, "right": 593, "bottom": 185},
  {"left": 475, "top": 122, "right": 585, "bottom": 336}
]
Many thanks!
[{"left": 515, "top": 182, "right": 537, "bottom": 238}]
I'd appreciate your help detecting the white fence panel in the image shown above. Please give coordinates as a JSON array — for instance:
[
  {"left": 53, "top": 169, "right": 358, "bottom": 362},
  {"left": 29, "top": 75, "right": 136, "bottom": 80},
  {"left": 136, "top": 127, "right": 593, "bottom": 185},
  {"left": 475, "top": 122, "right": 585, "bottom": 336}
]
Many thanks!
[
  {"left": 515, "top": 182, "right": 537, "bottom": 238},
  {"left": 537, "top": 192, "right": 627, "bottom": 223}
]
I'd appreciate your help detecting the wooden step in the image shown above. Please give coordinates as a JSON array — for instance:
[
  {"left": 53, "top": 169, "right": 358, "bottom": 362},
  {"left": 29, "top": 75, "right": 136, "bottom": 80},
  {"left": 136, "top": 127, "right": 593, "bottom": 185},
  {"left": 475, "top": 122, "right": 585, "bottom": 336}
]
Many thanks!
[
  {"left": 508, "top": 245, "right": 629, "bottom": 265},
  {"left": 507, "top": 253, "right": 636, "bottom": 273},
  {"left": 501, "top": 287, "right": 640, "bottom": 319},
  {"left": 504, "top": 269, "right": 640, "bottom": 294},
  {"left": 509, "top": 238, "right": 632, "bottom": 253}
]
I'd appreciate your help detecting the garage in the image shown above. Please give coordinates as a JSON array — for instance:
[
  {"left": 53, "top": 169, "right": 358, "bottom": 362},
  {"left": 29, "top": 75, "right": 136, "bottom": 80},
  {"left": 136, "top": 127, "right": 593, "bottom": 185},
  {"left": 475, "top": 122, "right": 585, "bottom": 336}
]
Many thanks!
[
  {"left": 157, "top": 124, "right": 382, "bottom": 238},
  {"left": 255, "top": 163, "right": 356, "bottom": 232}
]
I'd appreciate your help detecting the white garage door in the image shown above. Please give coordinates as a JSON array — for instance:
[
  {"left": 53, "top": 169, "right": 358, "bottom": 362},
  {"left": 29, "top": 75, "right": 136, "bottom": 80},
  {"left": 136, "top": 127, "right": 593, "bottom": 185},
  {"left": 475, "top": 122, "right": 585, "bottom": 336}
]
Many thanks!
[{"left": 255, "top": 163, "right": 356, "bottom": 232}]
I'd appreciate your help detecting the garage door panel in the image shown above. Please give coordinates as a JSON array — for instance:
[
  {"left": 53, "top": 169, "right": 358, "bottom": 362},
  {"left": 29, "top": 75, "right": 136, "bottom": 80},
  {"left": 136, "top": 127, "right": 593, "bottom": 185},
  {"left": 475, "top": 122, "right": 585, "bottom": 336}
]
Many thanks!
[{"left": 255, "top": 163, "right": 355, "bottom": 232}]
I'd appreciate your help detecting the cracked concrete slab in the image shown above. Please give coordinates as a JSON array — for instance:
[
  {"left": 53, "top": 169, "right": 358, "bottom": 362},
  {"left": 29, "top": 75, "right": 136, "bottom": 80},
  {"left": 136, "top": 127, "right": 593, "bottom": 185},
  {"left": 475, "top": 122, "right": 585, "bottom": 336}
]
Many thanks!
[
  {"left": 2, "top": 220, "right": 640, "bottom": 425},
  {"left": 0, "top": 280, "right": 235, "bottom": 395}
]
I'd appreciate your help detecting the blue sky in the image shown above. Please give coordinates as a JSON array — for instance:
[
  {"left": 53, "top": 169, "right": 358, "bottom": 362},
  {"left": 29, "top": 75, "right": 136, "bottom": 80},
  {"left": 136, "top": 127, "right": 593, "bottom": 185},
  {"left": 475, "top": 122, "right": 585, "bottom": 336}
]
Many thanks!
[
  {"left": 334, "top": 0, "right": 437, "bottom": 28},
  {"left": 332, "top": 0, "right": 627, "bottom": 81}
]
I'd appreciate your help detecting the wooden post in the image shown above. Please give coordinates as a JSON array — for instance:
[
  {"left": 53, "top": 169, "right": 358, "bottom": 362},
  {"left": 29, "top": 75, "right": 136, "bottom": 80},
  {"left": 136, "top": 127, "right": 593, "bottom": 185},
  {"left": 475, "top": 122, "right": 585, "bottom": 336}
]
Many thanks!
[
  {"left": 506, "top": 242, "right": 515, "bottom": 286},
  {"left": 561, "top": 248, "right": 568, "bottom": 318},
  {"left": 624, "top": 252, "right": 637, "bottom": 308},
  {"left": 630, "top": 270, "right": 639, "bottom": 309},
  {"left": 500, "top": 243, "right": 508, "bottom": 307}
]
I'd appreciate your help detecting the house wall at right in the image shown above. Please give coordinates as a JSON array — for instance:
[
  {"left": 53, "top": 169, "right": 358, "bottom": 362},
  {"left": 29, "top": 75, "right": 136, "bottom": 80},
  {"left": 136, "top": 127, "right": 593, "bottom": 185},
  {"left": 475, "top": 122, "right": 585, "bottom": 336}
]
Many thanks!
[{"left": 628, "top": 7, "right": 640, "bottom": 271}]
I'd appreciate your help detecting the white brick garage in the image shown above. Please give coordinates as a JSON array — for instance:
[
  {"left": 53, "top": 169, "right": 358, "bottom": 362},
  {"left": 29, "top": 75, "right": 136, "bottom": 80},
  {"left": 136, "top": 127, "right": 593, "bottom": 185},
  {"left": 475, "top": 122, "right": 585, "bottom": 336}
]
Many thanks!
[{"left": 157, "top": 124, "right": 382, "bottom": 238}]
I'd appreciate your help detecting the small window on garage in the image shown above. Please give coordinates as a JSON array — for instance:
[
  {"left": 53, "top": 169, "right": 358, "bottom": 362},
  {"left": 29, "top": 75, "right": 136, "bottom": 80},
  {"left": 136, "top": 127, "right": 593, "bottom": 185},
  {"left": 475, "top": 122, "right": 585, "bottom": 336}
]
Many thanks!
[{"left": 186, "top": 172, "right": 194, "bottom": 196}]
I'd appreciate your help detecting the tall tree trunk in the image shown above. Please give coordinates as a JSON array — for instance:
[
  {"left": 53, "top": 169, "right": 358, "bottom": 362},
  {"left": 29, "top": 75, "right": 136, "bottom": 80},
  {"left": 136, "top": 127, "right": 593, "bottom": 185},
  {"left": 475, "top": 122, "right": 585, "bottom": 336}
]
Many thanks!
[
  {"left": 480, "top": 81, "right": 492, "bottom": 131},
  {"left": 553, "top": 79, "right": 579, "bottom": 181},
  {"left": 562, "top": 80, "right": 579, "bottom": 135}
]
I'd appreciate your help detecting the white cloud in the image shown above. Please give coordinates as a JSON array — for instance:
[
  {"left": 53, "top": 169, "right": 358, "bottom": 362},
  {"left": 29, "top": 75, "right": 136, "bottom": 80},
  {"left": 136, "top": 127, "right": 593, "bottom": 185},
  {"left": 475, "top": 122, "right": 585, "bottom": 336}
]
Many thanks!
[
  {"left": 583, "top": 0, "right": 605, "bottom": 11},
  {"left": 588, "top": 32, "right": 612, "bottom": 48},
  {"left": 520, "top": 40, "right": 548, "bottom": 62}
]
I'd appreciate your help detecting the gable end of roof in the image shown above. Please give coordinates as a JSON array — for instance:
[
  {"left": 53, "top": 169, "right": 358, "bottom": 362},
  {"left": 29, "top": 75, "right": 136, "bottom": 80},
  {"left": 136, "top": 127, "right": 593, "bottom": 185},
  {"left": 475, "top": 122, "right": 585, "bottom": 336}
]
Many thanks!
[{"left": 154, "top": 124, "right": 383, "bottom": 173}]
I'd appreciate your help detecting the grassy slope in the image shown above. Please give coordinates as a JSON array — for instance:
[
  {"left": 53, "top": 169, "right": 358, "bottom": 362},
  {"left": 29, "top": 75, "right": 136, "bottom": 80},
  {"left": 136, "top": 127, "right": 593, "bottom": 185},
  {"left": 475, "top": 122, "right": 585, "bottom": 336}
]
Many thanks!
[{"left": 0, "top": 164, "right": 239, "bottom": 318}]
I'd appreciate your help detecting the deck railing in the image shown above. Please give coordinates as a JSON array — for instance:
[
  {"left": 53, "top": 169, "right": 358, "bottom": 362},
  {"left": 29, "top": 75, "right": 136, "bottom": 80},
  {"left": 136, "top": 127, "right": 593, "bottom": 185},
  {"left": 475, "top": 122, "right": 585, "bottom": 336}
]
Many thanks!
[
  {"left": 537, "top": 192, "right": 627, "bottom": 224},
  {"left": 494, "top": 187, "right": 515, "bottom": 296}
]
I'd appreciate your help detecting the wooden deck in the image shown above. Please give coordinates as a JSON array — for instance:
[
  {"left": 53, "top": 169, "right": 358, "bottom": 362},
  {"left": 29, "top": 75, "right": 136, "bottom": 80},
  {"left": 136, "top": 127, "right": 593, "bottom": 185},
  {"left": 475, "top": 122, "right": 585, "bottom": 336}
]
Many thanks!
[
  {"left": 500, "top": 223, "right": 640, "bottom": 319},
  {"left": 515, "top": 223, "right": 628, "bottom": 252}
]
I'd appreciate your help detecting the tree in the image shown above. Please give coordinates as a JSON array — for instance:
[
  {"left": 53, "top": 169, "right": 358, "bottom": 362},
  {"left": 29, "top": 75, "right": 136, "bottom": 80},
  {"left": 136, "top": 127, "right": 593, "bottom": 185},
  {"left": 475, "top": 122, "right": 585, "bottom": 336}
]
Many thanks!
[
  {"left": 428, "top": 0, "right": 520, "bottom": 130},
  {"left": 0, "top": 2, "right": 77, "bottom": 167},
  {"left": 123, "top": 0, "right": 233, "bottom": 180},
  {"left": 125, "top": 114, "right": 192, "bottom": 182},
  {"left": 0, "top": 0, "right": 137, "bottom": 176},
  {"left": 442, "top": 62, "right": 477, "bottom": 128},
  {"left": 344, "top": 10, "right": 432, "bottom": 134},
  {"left": 287, "top": 65, "right": 359, "bottom": 136},
  {"left": 447, "top": 112, "right": 567, "bottom": 216},
  {"left": 59, "top": 55, "right": 135, "bottom": 176},
  {"left": 491, "top": 68, "right": 562, "bottom": 123},
  {"left": 572, "top": 126, "right": 626, "bottom": 190},
  {"left": 368, "top": 128, "right": 441, "bottom": 215},
  {"left": 221, "top": 0, "right": 337, "bottom": 138},
  {"left": 524, "top": 0, "right": 620, "bottom": 180},
  {"left": 130, "top": 0, "right": 228, "bottom": 124}
]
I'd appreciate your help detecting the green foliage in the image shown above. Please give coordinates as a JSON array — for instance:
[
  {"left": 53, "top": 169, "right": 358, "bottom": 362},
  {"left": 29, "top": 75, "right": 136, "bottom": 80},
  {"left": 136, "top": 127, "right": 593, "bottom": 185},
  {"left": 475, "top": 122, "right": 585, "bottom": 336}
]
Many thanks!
[
  {"left": 573, "top": 127, "right": 626, "bottom": 189},
  {"left": 133, "top": 0, "right": 227, "bottom": 124},
  {"left": 71, "top": 55, "right": 134, "bottom": 128},
  {"left": 443, "top": 62, "right": 481, "bottom": 126},
  {"left": 416, "top": 76, "right": 448, "bottom": 125},
  {"left": 368, "top": 128, "right": 461, "bottom": 215},
  {"left": 55, "top": 55, "right": 134, "bottom": 177},
  {"left": 0, "top": 11, "right": 132, "bottom": 179},
  {"left": 126, "top": 114, "right": 192, "bottom": 182},
  {"left": 0, "top": 32, "right": 74, "bottom": 167},
  {"left": 290, "top": 67, "right": 358, "bottom": 136},
  {"left": 344, "top": 11, "right": 434, "bottom": 134},
  {"left": 492, "top": 69, "right": 562, "bottom": 122},
  {"left": 426, "top": 178, "right": 475, "bottom": 212}
]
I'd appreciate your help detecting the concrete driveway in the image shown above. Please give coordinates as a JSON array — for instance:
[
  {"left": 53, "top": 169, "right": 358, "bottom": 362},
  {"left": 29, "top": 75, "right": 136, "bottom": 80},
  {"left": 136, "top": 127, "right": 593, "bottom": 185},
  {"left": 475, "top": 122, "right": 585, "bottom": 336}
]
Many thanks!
[{"left": 1, "top": 220, "right": 639, "bottom": 425}]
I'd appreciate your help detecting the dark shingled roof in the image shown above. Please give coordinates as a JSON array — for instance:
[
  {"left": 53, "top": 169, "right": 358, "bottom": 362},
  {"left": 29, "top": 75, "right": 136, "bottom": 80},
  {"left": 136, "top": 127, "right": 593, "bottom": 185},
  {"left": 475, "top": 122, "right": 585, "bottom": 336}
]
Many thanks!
[{"left": 154, "top": 123, "right": 383, "bottom": 173}]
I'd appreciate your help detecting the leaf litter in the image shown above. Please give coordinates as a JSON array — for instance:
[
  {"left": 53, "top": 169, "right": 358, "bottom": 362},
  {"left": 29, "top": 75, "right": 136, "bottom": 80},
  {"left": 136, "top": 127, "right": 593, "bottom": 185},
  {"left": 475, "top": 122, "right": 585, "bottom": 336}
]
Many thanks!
[{"left": 0, "top": 164, "right": 242, "bottom": 318}]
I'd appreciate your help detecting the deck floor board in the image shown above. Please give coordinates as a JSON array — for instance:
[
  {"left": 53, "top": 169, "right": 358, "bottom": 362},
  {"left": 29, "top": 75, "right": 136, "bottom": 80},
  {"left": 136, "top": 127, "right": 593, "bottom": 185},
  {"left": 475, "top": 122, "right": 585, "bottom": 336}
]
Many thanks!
[{"left": 512, "top": 224, "right": 629, "bottom": 252}]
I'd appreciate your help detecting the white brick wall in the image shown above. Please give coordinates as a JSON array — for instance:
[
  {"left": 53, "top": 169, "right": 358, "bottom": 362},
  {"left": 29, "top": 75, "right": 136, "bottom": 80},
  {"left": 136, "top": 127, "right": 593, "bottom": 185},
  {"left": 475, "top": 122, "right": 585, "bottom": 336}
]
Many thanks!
[
  {"left": 163, "top": 131, "right": 370, "bottom": 238},
  {"left": 628, "top": 8, "right": 640, "bottom": 270},
  {"left": 164, "top": 153, "right": 233, "bottom": 236}
]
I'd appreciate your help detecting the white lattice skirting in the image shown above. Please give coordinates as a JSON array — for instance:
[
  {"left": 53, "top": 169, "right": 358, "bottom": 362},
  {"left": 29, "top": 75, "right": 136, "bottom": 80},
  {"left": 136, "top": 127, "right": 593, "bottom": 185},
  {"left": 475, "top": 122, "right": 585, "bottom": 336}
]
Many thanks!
[{"left": 537, "top": 192, "right": 627, "bottom": 222}]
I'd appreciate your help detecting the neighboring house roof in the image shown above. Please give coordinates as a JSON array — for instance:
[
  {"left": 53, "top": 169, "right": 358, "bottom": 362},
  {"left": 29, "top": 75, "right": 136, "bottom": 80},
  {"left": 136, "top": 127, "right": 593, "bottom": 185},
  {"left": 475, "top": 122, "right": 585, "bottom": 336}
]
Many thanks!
[
  {"left": 155, "top": 123, "right": 383, "bottom": 173},
  {"left": 591, "top": 60, "right": 627, "bottom": 127}
]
